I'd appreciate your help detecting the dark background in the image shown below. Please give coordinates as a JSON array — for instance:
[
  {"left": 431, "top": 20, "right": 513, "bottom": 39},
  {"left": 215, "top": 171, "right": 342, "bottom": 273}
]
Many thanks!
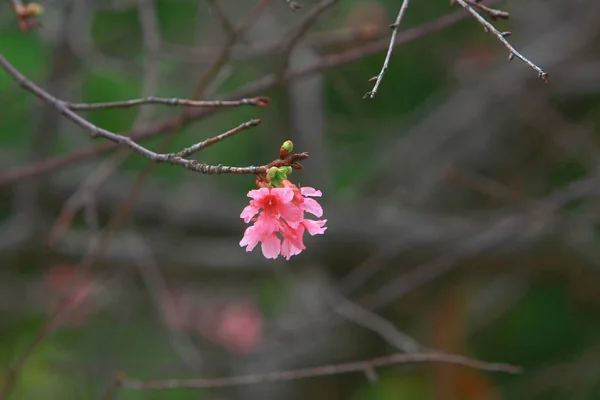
[{"left": 1, "top": 0, "right": 600, "bottom": 398}]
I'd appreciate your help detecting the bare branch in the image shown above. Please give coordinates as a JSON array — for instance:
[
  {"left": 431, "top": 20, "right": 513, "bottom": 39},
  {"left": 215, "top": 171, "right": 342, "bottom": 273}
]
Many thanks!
[
  {"left": 463, "top": 0, "right": 508, "bottom": 20},
  {"left": 171, "top": 119, "right": 261, "bottom": 158},
  {"left": 67, "top": 96, "right": 271, "bottom": 111},
  {"left": 364, "top": 0, "right": 411, "bottom": 99},
  {"left": 453, "top": 0, "right": 548, "bottom": 82},
  {"left": 0, "top": 54, "right": 296, "bottom": 176},
  {"left": 123, "top": 352, "right": 521, "bottom": 390}
]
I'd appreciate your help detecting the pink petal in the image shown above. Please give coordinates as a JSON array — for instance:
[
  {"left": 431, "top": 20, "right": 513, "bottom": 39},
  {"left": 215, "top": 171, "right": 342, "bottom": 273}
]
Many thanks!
[
  {"left": 281, "top": 239, "right": 304, "bottom": 260},
  {"left": 261, "top": 233, "right": 281, "bottom": 259},
  {"left": 240, "top": 226, "right": 260, "bottom": 251},
  {"left": 303, "top": 219, "right": 327, "bottom": 235},
  {"left": 278, "top": 203, "right": 303, "bottom": 227},
  {"left": 300, "top": 198, "right": 323, "bottom": 218},
  {"left": 247, "top": 188, "right": 269, "bottom": 200},
  {"left": 271, "top": 187, "right": 294, "bottom": 203},
  {"left": 280, "top": 240, "right": 293, "bottom": 260},
  {"left": 255, "top": 212, "right": 279, "bottom": 233},
  {"left": 300, "top": 187, "right": 322, "bottom": 197},
  {"left": 240, "top": 204, "right": 260, "bottom": 223}
]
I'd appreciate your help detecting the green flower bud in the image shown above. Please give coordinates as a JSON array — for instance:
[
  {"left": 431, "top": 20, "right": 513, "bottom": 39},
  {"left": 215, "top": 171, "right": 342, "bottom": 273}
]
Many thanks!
[
  {"left": 280, "top": 140, "right": 294, "bottom": 159},
  {"left": 281, "top": 140, "right": 294, "bottom": 153},
  {"left": 267, "top": 166, "right": 279, "bottom": 179}
]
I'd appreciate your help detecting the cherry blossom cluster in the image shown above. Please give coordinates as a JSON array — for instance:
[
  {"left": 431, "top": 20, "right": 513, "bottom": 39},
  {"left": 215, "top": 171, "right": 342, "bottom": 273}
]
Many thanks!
[
  {"left": 239, "top": 142, "right": 326, "bottom": 260},
  {"left": 240, "top": 179, "right": 326, "bottom": 259}
]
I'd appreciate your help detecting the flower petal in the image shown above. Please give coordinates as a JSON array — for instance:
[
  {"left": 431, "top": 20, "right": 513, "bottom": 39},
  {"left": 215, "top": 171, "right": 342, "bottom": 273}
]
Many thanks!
[
  {"left": 240, "top": 226, "right": 260, "bottom": 251},
  {"left": 281, "top": 238, "right": 304, "bottom": 260},
  {"left": 247, "top": 188, "right": 269, "bottom": 199},
  {"left": 303, "top": 219, "right": 327, "bottom": 236},
  {"left": 300, "top": 187, "right": 322, "bottom": 197},
  {"left": 240, "top": 204, "right": 260, "bottom": 223},
  {"left": 278, "top": 203, "right": 303, "bottom": 227},
  {"left": 271, "top": 187, "right": 294, "bottom": 203},
  {"left": 255, "top": 212, "right": 279, "bottom": 232},
  {"left": 301, "top": 198, "right": 323, "bottom": 218},
  {"left": 261, "top": 233, "right": 281, "bottom": 259}
]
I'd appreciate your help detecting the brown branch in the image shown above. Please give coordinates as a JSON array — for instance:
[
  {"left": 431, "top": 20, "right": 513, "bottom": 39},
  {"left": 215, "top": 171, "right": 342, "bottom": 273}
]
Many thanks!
[
  {"left": 364, "top": 0, "right": 411, "bottom": 99},
  {"left": 123, "top": 352, "right": 521, "bottom": 390},
  {"left": 67, "top": 96, "right": 270, "bottom": 111},
  {"left": 462, "top": 0, "right": 508, "bottom": 20},
  {"left": 0, "top": 4, "right": 499, "bottom": 187},
  {"left": 0, "top": 54, "right": 278, "bottom": 176},
  {"left": 453, "top": 0, "right": 548, "bottom": 82},
  {"left": 171, "top": 119, "right": 261, "bottom": 158}
]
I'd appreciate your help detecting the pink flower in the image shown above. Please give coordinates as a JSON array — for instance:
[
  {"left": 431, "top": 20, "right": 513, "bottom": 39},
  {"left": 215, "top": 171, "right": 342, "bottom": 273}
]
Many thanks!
[
  {"left": 240, "top": 187, "right": 302, "bottom": 227},
  {"left": 240, "top": 183, "right": 327, "bottom": 260},
  {"left": 197, "top": 300, "right": 264, "bottom": 355}
]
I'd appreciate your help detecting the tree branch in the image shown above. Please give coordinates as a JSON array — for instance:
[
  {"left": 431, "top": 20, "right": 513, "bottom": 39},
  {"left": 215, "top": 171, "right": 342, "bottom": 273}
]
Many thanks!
[
  {"left": 123, "top": 351, "right": 521, "bottom": 390},
  {"left": 0, "top": 54, "right": 299, "bottom": 176},
  {"left": 364, "top": 0, "right": 411, "bottom": 99},
  {"left": 453, "top": 0, "right": 548, "bottom": 81},
  {"left": 67, "top": 96, "right": 270, "bottom": 111}
]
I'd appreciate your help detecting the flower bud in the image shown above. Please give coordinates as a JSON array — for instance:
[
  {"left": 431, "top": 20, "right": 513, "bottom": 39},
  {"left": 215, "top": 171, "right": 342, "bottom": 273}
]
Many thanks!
[
  {"left": 280, "top": 140, "right": 294, "bottom": 159},
  {"left": 26, "top": 3, "right": 44, "bottom": 17},
  {"left": 267, "top": 167, "right": 279, "bottom": 180}
]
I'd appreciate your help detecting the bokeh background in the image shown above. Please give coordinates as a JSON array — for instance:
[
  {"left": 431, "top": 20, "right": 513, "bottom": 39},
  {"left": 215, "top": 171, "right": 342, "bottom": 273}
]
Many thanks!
[{"left": 1, "top": 0, "right": 600, "bottom": 398}]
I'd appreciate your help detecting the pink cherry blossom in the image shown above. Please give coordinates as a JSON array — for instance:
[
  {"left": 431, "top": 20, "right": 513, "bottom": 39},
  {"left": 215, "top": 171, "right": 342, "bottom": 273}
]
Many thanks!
[
  {"left": 241, "top": 187, "right": 301, "bottom": 223},
  {"left": 240, "top": 183, "right": 327, "bottom": 260}
]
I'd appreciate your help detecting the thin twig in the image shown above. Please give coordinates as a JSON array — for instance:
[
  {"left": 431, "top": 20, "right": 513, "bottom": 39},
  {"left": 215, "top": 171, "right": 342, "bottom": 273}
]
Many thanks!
[
  {"left": 453, "top": 0, "right": 548, "bottom": 82},
  {"left": 463, "top": 0, "right": 508, "bottom": 20},
  {"left": 67, "top": 96, "right": 270, "bottom": 111},
  {"left": 364, "top": 0, "right": 410, "bottom": 99},
  {"left": 123, "top": 352, "right": 521, "bottom": 390},
  {"left": 172, "top": 119, "right": 261, "bottom": 158}
]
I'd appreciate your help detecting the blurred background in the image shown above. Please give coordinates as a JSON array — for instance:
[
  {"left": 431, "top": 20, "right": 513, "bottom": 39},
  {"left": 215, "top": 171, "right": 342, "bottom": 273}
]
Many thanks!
[{"left": 1, "top": 0, "right": 600, "bottom": 398}]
